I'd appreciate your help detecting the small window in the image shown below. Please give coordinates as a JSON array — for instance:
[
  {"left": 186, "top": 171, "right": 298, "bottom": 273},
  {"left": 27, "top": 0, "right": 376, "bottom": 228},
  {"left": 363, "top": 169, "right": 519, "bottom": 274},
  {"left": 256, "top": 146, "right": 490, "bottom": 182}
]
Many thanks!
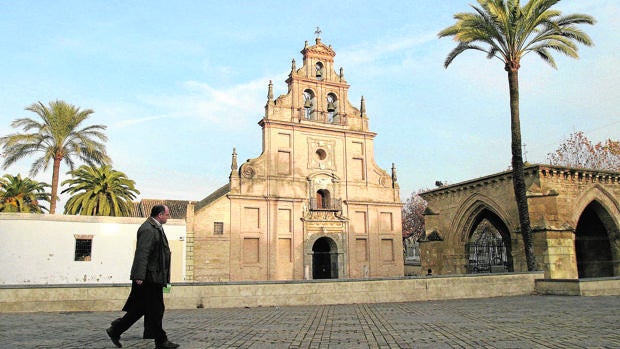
[
  {"left": 316, "top": 189, "right": 331, "bottom": 209},
  {"left": 214, "top": 222, "right": 224, "bottom": 235},
  {"left": 74, "top": 235, "right": 93, "bottom": 261}
]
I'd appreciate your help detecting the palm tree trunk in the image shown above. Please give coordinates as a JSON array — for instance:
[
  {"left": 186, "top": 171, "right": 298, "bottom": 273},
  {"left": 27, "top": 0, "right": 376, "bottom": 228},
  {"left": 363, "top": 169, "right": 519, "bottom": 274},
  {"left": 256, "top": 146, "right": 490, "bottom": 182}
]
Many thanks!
[
  {"left": 507, "top": 67, "right": 537, "bottom": 271},
  {"left": 50, "top": 156, "right": 61, "bottom": 214}
]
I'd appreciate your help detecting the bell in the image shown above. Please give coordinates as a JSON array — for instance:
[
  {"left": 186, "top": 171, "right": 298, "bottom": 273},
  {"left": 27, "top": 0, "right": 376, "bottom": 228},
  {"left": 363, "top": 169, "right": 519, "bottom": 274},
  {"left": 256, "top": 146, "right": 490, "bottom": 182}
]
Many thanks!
[
  {"left": 327, "top": 101, "right": 336, "bottom": 112},
  {"left": 304, "top": 99, "right": 312, "bottom": 108},
  {"left": 315, "top": 68, "right": 322, "bottom": 77}
]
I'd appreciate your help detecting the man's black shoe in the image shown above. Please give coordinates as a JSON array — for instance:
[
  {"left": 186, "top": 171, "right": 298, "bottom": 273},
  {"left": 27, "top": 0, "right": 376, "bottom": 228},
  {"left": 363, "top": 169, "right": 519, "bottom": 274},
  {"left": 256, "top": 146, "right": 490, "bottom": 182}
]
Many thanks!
[
  {"left": 155, "top": 340, "right": 180, "bottom": 349},
  {"left": 106, "top": 327, "right": 122, "bottom": 348}
]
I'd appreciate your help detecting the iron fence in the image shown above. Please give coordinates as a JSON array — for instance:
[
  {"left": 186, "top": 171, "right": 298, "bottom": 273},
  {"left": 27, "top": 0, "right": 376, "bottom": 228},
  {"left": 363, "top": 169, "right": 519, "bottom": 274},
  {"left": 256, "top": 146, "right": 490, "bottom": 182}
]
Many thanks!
[{"left": 465, "top": 239, "right": 508, "bottom": 273}]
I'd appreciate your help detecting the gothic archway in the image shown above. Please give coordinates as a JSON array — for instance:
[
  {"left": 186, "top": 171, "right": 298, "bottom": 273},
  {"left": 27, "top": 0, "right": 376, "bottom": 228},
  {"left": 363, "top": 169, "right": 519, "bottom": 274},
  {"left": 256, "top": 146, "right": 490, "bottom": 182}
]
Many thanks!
[
  {"left": 575, "top": 201, "right": 616, "bottom": 278},
  {"left": 312, "top": 237, "right": 339, "bottom": 279},
  {"left": 465, "top": 209, "right": 513, "bottom": 273}
]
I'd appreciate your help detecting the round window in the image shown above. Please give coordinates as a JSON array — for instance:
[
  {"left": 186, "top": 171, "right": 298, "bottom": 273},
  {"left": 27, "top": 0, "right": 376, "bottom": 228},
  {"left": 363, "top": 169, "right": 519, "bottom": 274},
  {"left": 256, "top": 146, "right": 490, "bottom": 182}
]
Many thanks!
[{"left": 315, "top": 148, "right": 327, "bottom": 161}]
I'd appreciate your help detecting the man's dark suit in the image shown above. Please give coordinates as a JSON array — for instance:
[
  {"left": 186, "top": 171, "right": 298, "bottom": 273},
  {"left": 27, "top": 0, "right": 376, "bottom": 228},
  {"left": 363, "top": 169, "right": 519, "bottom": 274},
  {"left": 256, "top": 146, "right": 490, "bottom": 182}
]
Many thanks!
[{"left": 109, "top": 216, "right": 172, "bottom": 343}]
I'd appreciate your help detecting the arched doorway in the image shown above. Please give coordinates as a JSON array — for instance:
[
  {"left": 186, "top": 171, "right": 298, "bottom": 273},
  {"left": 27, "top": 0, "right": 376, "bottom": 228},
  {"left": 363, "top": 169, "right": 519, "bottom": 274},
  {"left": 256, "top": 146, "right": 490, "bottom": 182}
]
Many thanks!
[
  {"left": 575, "top": 201, "right": 615, "bottom": 278},
  {"left": 465, "top": 210, "right": 513, "bottom": 273},
  {"left": 312, "top": 237, "right": 338, "bottom": 279}
]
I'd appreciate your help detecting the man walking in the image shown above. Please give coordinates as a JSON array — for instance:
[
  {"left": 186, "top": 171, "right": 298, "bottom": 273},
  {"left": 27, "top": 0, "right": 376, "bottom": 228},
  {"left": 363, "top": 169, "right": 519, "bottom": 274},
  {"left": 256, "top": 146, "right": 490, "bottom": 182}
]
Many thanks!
[{"left": 106, "top": 205, "right": 179, "bottom": 348}]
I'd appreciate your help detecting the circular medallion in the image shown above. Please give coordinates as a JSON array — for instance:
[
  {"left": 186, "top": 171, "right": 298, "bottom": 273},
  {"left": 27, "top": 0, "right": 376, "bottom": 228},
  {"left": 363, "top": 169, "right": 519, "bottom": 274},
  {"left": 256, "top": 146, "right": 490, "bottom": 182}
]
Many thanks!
[
  {"left": 379, "top": 175, "right": 390, "bottom": 187},
  {"left": 242, "top": 165, "right": 256, "bottom": 178}
]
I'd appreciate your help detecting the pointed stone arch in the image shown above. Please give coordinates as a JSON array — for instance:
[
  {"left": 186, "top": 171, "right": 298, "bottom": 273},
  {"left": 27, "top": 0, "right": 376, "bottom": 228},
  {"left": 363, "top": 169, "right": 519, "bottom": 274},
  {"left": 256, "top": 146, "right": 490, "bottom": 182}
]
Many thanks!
[
  {"left": 575, "top": 201, "right": 617, "bottom": 277},
  {"left": 465, "top": 216, "right": 514, "bottom": 273},
  {"left": 447, "top": 193, "right": 515, "bottom": 273},
  {"left": 572, "top": 185, "right": 620, "bottom": 277},
  {"left": 571, "top": 184, "right": 620, "bottom": 230},
  {"left": 450, "top": 193, "right": 515, "bottom": 244}
]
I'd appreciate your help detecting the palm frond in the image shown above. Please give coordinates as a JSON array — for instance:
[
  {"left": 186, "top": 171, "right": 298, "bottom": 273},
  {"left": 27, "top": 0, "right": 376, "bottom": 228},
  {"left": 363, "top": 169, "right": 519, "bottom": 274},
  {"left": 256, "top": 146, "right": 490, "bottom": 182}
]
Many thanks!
[
  {"left": 532, "top": 48, "right": 557, "bottom": 69},
  {"left": 440, "top": 0, "right": 595, "bottom": 71},
  {"left": 444, "top": 42, "right": 491, "bottom": 68},
  {"left": 62, "top": 164, "right": 139, "bottom": 216}
]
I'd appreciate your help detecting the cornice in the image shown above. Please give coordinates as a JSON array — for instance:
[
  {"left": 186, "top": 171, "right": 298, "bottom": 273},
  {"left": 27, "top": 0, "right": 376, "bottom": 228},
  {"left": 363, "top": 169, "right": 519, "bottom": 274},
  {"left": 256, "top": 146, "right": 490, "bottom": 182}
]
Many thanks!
[
  {"left": 343, "top": 200, "right": 403, "bottom": 207},
  {"left": 537, "top": 165, "right": 619, "bottom": 184},
  {"left": 259, "top": 118, "right": 377, "bottom": 138},
  {"left": 420, "top": 164, "right": 619, "bottom": 199}
]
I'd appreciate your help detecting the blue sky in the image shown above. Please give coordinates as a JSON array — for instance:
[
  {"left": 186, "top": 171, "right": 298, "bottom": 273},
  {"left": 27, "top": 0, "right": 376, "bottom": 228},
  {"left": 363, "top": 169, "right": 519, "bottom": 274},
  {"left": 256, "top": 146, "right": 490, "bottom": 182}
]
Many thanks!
[{"left": 1, "top": 1, "right": 618, "bottom": 208}]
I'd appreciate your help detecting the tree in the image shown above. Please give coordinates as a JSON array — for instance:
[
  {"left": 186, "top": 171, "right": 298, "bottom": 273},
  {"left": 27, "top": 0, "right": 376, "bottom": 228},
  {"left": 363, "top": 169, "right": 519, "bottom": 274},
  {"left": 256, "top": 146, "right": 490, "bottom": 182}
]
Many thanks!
[
  {"left": 402, "top": 189, "right": 428, "bottom": 241},
  {"left": 548, "top": 131, "right": 620, "bottom": 171},
  {"left": 402, "top": 190, "right": 428, "bottom": 261},
  {"left": 439, "top": 0, "right": 595, "bottom": 271},
  {"left": 0, "top": 100, "right": 111, "bottom": 214},
  {"left": 61, "top": 165, "right": 140, "bottom": 216},
  {"left": 0, "top": 174, "right": 51, "bottom": 213}
]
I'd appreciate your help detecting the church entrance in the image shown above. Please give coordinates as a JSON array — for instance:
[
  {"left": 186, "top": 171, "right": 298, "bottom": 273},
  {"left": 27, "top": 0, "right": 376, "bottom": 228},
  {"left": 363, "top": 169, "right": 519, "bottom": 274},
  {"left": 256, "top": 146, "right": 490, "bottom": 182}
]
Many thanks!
[{"left": 312, "top": 237, "right": 339, "bottom": 279}]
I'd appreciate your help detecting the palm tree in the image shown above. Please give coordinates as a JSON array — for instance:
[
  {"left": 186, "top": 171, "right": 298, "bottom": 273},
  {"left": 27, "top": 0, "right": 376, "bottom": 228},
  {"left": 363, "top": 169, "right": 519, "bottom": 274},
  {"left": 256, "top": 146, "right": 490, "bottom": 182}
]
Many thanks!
[
  {"left": 438, "top": 0, "right": 595, "bottom": 271},
  {"left": 0, "top": 174, "right": 51, "bottom": 213},
  {"left": 61, "top": 165, "right": 140, "bottom": 216},
  {"left": 0, "top": 100, "right": 111, "bottom": 214}
]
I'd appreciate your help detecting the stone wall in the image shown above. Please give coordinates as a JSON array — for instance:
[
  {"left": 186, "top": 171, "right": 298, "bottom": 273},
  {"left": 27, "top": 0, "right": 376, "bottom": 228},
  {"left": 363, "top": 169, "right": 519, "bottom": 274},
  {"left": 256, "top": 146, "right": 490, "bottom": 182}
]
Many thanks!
[
  {"left": 535, "top": 277, "right": 620, "bottom": 296},
  {"left": 0, "top": 273, "right": 542, "bottom": 313}
]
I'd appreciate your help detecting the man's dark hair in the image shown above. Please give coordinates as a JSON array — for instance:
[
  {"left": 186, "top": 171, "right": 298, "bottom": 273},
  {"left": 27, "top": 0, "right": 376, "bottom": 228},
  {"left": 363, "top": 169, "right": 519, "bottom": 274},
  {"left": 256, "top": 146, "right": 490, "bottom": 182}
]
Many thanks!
[{"left": 150, "top": 205, "right": 166, "bottom": 218}]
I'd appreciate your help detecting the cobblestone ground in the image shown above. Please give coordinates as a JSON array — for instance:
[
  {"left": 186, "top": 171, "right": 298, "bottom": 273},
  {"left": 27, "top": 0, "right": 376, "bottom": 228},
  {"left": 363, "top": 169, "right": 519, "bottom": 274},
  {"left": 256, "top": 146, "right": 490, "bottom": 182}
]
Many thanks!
[{"left": 0, "top": 295, "right": 618, "bottom": 349}]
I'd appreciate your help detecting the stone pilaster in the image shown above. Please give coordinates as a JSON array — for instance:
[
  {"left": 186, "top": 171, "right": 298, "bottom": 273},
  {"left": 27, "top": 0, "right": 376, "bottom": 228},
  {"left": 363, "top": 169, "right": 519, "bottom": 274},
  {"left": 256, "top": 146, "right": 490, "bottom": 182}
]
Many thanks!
[
  {"left": 185, "top": 202, "right": 195, "bottom": 281},
  {"left": 536, "top": 230, "right": 577, "bottom": 279}
]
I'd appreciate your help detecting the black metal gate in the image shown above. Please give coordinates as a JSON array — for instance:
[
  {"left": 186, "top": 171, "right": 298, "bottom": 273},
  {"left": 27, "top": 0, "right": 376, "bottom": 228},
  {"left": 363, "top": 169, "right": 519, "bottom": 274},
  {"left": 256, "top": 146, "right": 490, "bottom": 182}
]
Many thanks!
[{"left": 466, "top": 238, "right": 507, "bottom": 273}]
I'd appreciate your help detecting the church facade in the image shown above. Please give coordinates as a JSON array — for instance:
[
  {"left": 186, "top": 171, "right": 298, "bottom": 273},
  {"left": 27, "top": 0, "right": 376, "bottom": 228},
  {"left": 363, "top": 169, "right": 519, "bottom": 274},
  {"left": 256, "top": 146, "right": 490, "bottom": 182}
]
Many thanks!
[{"left": 187, "top": 37, "right": 404, "bottom": 282}]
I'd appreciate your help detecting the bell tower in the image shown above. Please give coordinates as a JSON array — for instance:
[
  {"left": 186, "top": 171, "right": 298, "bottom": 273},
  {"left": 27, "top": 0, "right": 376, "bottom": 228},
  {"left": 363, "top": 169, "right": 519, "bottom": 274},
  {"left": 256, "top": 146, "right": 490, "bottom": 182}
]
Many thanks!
[{"left": 264, "top": 29, "right": 368, "bottom": 132}]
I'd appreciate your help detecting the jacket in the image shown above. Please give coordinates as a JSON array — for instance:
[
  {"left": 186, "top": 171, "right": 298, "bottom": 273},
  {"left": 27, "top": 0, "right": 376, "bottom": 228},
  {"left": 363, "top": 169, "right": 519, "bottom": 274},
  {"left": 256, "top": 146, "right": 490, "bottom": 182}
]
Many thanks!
[{"left": 129, "top": 217, "right": 171, "bottom": 285}]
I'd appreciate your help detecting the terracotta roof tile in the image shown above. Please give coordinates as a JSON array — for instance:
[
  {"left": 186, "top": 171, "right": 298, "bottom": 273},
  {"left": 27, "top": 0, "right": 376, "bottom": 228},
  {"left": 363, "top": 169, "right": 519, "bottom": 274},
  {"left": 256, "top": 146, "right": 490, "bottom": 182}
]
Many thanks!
[
  {"left": 196, "top": 183, "right": 230, "bottom": 211},
  {"left": 127, "top": 202, "right": 142, "bottom": 217},
  {"left": 129, "top": 199, "right": 191, "bottom": 220}
]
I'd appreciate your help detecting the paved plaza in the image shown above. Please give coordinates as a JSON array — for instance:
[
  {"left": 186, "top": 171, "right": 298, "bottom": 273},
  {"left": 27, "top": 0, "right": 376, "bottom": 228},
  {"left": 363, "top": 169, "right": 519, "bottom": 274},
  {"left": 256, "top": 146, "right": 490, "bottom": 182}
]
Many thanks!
[{"left": 1, "top": 295, "right": 619, "bottom": 349}]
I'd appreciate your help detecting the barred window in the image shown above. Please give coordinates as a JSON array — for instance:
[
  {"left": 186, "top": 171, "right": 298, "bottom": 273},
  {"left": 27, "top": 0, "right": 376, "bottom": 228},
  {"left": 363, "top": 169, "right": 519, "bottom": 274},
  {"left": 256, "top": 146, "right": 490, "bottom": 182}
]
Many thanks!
[
  {"left": 74, "top": 235, "right": 93, "bottom": 261},
  {"left": 214, "top": 222, "right": 224, "bottom": 235}
]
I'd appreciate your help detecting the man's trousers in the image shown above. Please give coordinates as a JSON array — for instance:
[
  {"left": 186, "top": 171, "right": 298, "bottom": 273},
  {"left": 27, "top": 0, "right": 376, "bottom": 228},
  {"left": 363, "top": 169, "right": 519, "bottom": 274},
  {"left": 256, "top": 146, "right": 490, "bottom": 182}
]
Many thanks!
[{"left": 110, "top": 281, "right": 167, "bottom": 343}]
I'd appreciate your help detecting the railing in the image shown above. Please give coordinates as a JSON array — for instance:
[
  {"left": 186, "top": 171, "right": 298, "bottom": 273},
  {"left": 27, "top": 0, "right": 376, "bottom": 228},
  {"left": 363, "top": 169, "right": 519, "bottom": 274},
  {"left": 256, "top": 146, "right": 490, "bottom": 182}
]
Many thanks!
[
  {"left": 403, "top": 238, "right": 421, "bottom": 263},
  {"left": 465, "top": 239, "right": 508, "bottom": 273},
  {"left": 309, "top": 198, "right": 342, "bottom": 211},
  {"left": 295, "top": 109, "right": 348, "bottom": 126}
]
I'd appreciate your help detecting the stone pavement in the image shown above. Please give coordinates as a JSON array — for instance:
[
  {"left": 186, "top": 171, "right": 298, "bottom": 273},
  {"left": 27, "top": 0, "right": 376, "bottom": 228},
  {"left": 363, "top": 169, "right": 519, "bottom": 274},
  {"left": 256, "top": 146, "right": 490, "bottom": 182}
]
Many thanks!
[{"left": 1, "top": 295, "right": 619, "bottom": 349}]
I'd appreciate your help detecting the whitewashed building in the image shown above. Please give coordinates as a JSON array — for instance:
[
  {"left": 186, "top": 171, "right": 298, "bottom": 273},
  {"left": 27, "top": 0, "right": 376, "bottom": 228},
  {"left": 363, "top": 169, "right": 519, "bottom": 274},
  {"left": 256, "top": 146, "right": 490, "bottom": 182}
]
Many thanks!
[{"left": 0, "top": 213, "right": 187, "bottom": 285}]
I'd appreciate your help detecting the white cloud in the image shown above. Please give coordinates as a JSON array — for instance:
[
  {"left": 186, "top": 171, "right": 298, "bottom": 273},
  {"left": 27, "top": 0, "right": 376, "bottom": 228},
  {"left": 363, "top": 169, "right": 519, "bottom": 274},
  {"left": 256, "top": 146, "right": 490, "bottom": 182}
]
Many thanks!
[
  {"left": 337, "top": 31, "right": 438, "bottom": 68},
  {"left": 128, "top": 78, "right": 269, "bottom": 128},
  {"left": 113, "top": 115, "right": 169, "bottom": 128}
]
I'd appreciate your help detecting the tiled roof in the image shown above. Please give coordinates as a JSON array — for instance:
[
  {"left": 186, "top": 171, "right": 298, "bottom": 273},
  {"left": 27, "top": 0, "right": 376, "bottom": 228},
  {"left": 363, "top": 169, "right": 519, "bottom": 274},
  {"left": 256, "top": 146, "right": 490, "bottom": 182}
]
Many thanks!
[
  {"left": 128, "top": 199, "right": 191, "bottom": 220},
  {"left": 195, "top": 183, "right": 230, "bottom": 211},
  {"left": 128, "top": 201, "right": 142, "bottom": 217}
]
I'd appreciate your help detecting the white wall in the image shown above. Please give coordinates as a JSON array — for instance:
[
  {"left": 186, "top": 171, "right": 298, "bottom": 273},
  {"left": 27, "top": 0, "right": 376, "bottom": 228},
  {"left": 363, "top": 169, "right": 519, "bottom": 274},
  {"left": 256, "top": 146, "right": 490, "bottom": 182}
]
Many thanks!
[{"left": 0, "top": 213, "right": 186, "bottom": 285}]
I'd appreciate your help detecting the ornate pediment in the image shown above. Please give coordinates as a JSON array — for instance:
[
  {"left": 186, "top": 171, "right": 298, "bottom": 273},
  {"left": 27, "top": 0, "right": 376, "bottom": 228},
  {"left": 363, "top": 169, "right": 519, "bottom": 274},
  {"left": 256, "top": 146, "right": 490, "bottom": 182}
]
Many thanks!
[{"left": 301, "top": 38, "right": 336, "bottom": 62}]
